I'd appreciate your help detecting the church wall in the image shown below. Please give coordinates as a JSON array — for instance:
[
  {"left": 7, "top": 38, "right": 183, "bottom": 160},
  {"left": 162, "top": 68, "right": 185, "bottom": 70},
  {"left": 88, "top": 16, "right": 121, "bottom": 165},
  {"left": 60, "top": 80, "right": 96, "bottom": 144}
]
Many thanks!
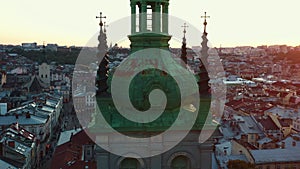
[{"left": 95, "top": 131, "right": 213, "bottom": 169}]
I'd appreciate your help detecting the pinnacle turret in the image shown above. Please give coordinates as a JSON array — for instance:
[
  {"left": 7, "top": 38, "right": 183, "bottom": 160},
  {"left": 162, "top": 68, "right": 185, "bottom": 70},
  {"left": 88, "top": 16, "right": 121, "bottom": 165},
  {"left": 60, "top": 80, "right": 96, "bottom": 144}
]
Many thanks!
[
  {"left": 96, "top": 12, "right": 109, "bottom": 95},
  {"left": 198, "top": 12, "right": 211, "bottom": 95},
  {"left": 181, "top": 23, "right": 188, "bottom": 66}
]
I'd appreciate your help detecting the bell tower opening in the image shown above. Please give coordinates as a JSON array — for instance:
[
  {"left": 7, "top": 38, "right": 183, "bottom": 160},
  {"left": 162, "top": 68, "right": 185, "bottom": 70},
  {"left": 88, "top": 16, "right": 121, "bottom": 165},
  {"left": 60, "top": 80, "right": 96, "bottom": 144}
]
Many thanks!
[
  {"left": 147, "top": 5, "right": 152, "bottom": 32},
  {"left": 129, "top": 0, "right": 171, "bottom": 52}
]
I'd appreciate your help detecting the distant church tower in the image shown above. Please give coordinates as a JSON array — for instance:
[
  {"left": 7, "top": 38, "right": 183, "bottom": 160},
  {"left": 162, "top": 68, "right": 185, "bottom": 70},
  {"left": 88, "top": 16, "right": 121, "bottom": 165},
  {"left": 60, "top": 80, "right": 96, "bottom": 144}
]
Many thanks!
[
  {"left": 38, "top": 43, "right": 50, "bottom": 87},
  {"left": 96, "top": 12, "right": 109, "bottom": 96},
  {"left": 38, "top": 63, "right": 50, "bottom": 87}
]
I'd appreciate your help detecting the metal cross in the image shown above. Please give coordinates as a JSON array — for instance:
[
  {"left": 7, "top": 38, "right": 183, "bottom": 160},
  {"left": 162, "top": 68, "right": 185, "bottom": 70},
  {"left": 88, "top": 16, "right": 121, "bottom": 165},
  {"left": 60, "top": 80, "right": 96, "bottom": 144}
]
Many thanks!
[
  {"left": 201, "top": 12, "right": 210, "bottom": 20},
  {"left": 201, "top": 12, "right": 210, "bottom": 33},
  {"left": 96, "top": 12, "right": 106, "bottom": 27},
  {"left": 181, "top": 23, "right": 189, "bottom": 31},
  {"left": 181, "top": 23, "right": 189, "bottom": 36}
]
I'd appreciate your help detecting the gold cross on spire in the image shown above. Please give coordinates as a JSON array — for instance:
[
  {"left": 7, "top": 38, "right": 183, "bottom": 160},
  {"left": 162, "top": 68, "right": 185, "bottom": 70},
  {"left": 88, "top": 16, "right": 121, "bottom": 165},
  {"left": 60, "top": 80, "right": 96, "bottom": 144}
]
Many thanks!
[
  {"left": 201, "top": 12, "right": 210, "bottom": 34},
  {"left": 96, "top": 12, "right": 106, "bottom": 27}
]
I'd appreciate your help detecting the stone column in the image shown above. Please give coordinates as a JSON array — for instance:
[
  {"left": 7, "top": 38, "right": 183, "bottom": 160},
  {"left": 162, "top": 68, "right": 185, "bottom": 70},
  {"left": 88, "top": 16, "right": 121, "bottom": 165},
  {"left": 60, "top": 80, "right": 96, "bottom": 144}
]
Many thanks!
[
  {"left": 131, "top": 3, "right": 136, "bottom": 34},
  {"left": 141, "top": 2, "right": 147, "bottom": 32},
  {"left": 139, "top": 4, "right": 142, "bottom": 32},
  {"left": 162, "top": 3, "right": 169, "bottom": 34},
  {"left": 153, "top": 2, "right": 161, "bottom": 33}
]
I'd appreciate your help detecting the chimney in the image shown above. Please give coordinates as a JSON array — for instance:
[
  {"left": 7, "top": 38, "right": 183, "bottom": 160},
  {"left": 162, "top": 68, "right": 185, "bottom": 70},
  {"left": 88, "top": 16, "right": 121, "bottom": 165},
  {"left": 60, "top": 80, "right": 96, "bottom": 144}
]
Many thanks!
[
  {"left": 70, "top": 132, "right": 74, "bottom": 141},
  {"left": 25, "top": 112, "right": 31, "bottom": 118},
  {"left": 281, "top": 142, "right": 285, "bottom": 149},
  {"left": 8, "top": 141, "right": 15, "bottom": 148}
]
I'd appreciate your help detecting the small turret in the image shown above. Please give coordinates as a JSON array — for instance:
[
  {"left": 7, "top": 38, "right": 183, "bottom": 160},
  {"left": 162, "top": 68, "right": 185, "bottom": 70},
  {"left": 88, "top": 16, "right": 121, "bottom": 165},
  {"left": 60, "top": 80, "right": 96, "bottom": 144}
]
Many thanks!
[
  {"left": 181, "top": 23, "right": 188, "bottom": 66},
  {"left": 96, "top": 12, "right": 109, "bottom": 96}
]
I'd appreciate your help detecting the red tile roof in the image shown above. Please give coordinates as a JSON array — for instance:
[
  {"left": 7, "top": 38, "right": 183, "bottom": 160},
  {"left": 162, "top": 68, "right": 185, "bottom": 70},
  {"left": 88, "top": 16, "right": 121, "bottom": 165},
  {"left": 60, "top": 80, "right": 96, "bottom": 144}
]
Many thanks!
[
  {"left": 51, "top": 130, "right": 96, "bottom": 169},
  {"left": 255, "top": 116, "right": 279, "bottom": 131}
]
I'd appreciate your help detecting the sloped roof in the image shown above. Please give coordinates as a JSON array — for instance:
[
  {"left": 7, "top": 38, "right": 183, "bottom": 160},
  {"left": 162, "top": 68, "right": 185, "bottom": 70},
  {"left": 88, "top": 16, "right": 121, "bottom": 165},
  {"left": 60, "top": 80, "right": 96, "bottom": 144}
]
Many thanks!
[
  {"left": 0, "top": 114, "right": 47, "bottom": 126},
  {"left": 57, "top": 129, "right": 82, "bottom": 146},
  {"left": 251, "top": 148, "right": 300, "bottom": 164},
  {"left": 255, "top": 116, "right": 279, "bottom": 131},
  {"left": 0, "top": 157, "right": 21, "bottom": 169},
  {"left": 51, "top": 130, "right": 96, "bottom": 169},
  {"left": 23, "top": 76, "right": 48, "bottom": 92}
]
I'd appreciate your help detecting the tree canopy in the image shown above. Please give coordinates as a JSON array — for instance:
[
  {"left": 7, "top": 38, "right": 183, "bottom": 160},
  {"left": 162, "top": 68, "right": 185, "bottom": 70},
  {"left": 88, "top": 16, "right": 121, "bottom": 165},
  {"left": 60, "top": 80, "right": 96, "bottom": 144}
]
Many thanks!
[{"left": 9, "top": 47, "right": 80, "bottom": 65}]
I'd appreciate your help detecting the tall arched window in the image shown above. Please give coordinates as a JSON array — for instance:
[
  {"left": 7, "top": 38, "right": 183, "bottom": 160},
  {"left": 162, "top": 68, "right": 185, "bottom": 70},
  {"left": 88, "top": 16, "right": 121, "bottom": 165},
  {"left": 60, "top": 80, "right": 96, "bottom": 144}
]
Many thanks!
[
  {"left": 120, "top": 158, "right": 140, "bottom": 169},
  {"left": 171, "top": 155, "right": 191, "bottom": 169}
]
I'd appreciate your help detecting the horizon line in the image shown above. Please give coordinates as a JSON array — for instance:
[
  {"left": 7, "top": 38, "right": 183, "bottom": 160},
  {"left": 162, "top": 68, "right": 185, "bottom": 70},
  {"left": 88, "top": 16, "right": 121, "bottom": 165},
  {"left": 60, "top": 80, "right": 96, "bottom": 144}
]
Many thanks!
[{"left": 1, "top": 41, "right": 300, "bottom": 49}]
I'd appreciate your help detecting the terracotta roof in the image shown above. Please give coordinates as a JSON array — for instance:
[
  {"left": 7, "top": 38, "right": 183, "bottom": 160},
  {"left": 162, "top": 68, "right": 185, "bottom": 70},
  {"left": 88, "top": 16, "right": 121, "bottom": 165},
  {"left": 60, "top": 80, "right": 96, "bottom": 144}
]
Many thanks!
[
  {"left": 51, "top": 130, "right": 96, "bottom": 169},
  {"left": 226, "top": 100, "right": 244, "bottom": 110},
  {"left": 266, "top": 90, "right": 279, "bottom": 97},
  {"left": 279, "top": 91, "right": 290, "bottom": 98},
  {"left": 279, "top": 119, "right": 290, "bottom": 127},
  {"left": 290, "top": 96, "right": 300, "bottom": 104},
  {"left": 255, "top": 116, "right": 279, "bottom": 131}
]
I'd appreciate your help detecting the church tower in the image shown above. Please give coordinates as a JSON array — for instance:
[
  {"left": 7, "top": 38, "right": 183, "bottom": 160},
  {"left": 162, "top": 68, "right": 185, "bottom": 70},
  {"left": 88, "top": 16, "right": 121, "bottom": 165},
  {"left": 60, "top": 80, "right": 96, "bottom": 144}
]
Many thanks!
[
  {"left": 38, "top": 44, "right": 50, "bottom": 88},
  {"left": 38, "top": 63, "right": 50, "bottom": 87},
  {"left": 94, "top": 1, "right": 213, "bottom": 167},
  {"left": 128, "top": 0, "right": 171, "bottom": 52}
]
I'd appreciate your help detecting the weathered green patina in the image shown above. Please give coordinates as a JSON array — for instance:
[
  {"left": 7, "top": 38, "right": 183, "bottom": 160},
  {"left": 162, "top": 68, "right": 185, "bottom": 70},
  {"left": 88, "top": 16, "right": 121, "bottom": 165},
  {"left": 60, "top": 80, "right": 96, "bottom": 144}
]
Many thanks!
[{"left": 92, "top": 0, "right": 212, "bottom": 136}]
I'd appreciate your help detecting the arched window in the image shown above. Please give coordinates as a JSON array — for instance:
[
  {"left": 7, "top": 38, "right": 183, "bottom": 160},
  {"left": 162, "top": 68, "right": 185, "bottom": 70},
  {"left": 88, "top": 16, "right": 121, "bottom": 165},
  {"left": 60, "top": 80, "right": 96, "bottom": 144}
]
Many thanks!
[
  {"left": 171, "top": 155, "right": 191, "bottom": 169},
  {"left": 120, "top": 158, "right": 140, "bottom": 169}
]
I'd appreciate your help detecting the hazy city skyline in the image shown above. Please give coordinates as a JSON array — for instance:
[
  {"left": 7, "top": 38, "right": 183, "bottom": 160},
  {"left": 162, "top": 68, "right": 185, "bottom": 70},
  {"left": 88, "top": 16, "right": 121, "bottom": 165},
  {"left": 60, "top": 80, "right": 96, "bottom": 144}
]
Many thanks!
[{"left": 1, "top": 0, "right": 300, "bottom": 47}]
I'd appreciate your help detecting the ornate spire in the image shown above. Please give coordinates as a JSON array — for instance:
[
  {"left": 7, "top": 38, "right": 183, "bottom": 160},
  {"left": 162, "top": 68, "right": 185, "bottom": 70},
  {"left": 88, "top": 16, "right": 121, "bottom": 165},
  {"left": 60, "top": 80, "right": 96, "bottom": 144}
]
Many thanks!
[
  {"left": 181, "top": 23, "right": 188, "bottom": 66},
  {"left": 198, "top": 12, "right": 211, "bottom": 95},
  {"left": 96, "top": 12, "right": 109, "bottom": 95},
  {"left": 201, "top": 12, "right": 210, "bottom": 65},
  {"left": 181, "top": 23, "right": 188, "bottom": 44},
  {"left": 96, "top": 12, "right": 108, "bottom": 54},
  {"left": 96, "top": 12, "right": 106, "bottom": 32},
  {"left": 201, "top": 12, "right": 210, "bottom": 36}
]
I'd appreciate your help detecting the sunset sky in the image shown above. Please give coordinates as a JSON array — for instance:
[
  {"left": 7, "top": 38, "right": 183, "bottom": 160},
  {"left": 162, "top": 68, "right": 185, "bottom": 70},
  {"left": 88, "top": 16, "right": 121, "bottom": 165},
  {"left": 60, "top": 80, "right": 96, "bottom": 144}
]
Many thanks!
[{"left": 1, "top": 0, "right": 300, "bottom": 47}]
